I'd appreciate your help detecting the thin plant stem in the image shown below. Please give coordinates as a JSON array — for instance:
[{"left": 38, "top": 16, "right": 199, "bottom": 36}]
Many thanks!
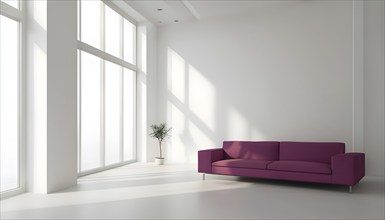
[{"left": 159, "top": 141, "right": 162, "bottom": 158}]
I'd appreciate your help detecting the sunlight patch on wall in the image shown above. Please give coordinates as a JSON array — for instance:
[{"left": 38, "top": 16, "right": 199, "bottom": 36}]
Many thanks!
[
  {"left": 166, "top": 48, "right": 218, "bottom": 162},
  {"left": 167, "top": 101, "right": 186, "bottom": 163},
  {"left": 33, "top": 43, "right": 47, "bottom": 192},
  {"left": 188, "top": 65, "right": 216, "bottom": 131},
  {"left": 167, "top": 48, "right": 185, "bottom": 103},
  {"left": 140, "top": 32, "right": 147, "bottom": 74},
  {"left": 33, "top": 0, "right": 47, "bottom": 30},
  {"left": 140, "top": 81, "right": 147, "bottom": 162}
]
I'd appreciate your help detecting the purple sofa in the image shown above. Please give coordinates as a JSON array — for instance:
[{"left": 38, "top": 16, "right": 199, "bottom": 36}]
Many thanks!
[{"left": 198, "top": 141, "right": 365, "bottom": 192}]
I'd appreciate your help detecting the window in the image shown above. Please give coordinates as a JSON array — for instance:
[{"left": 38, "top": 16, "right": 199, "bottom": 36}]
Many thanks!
[
  {"left": 80, "top": 0, "right": 101, "bottom": 50},
  {"left": 78, "top": 0, "right": 136, "bottom": 174},
  {"left": 79, "top": 51, "right": 102, "bottom": 171},
  {"left": 0, "top": 0, "right": 22, "bottom": 194},
  {"left": 104, "top": 61, "right": 121, "bottom": 165},
  {"left": 105, "top": 6, "right": 120, "bottom": 58},
  {"left": 2, "top": 0, "right": 19, "bottom": 9}
]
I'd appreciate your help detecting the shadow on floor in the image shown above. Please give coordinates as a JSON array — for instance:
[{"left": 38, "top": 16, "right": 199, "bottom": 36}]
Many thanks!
[
  {"left": 207, "top": 174, "right": 384, "bottom": 195},
  {"left": 58, "top": 170, "right": 201, "bottom": 193}
]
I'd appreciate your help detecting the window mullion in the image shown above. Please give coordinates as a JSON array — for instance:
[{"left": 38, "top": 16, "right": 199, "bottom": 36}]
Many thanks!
[
  {"left": 100, "top": 1, "right": 106, "bottom": 168},
  {"left": 18, "top": 0, "right": 27, "bottom": 193},
  {"left": 133, "top": 26, "right": 137, "bottom": 66},
  {"left": 77, "top": 51, "right": 82, "bottom": 173},
  {"left": 0, "top": 2, "right": 22, "bottom": 22},
  {"left": 77, "top": 41, "right": 137, "bottom": 71},
  {"left": 119, "top": 67, "right": 123, "bottom": 163},
  {"left": 77, "top": 0, "right": 82, "bottom": 174},
  {"left": 119, "top": 16, "right": 124, "bottom": 163},
  {"left": 16, "top": 13, "right": 21, "bottom": 190}
]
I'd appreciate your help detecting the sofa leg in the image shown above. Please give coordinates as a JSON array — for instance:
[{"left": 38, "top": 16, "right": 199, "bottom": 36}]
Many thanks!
[
  {"left": 349, "top": 186, "right": 353, "bottom": 193},
  {"left": 203, "top": 173, "right": 205, "bottom": 180}
]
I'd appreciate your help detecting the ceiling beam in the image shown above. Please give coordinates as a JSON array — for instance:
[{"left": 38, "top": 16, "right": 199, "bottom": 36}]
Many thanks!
[{"left": 181, "top": 0, "right": 200, "bottom": 20}]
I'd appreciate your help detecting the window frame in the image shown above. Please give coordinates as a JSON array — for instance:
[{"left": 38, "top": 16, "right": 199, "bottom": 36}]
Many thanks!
[
  {"left": 77, "top": 0, "right": 137, "bottom": 176},
  {"left": 0, "top": 0, "right": 26, "bottom": 198}
]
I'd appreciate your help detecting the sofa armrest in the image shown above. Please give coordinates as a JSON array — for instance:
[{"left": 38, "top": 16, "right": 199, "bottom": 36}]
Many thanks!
[
  {"left": 331, "top": 153, "right": 365, "bottom": 186},
  {"left": 198, "top": 148, "right": 224, "bottom": 173}
]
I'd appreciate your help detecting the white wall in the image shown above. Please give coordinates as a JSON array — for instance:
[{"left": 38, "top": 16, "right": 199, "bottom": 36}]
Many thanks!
[
  {"left": 363, "top": 0, "right": 385, "bottom": 176},
  {"left": 157, "top": 1, "right": 355, "bottom": 163},
  {"left": 136, "top": 22, "right": 158, "bottom": 162},
  {"left": 145, "top": 23, "right": 159, "bottom": 162},
  {"left": 46, "top": 0, "right": 78, "bottom": 193}
]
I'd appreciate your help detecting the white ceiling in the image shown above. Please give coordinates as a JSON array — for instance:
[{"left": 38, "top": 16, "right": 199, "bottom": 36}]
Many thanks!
[
  {"left": 189, "top": 0, "right": 295, "bottom": 19},
  {"left": 124, "top": 0, "right": 300, "bottom": 26},
  {"left": 124, "top": 0, "right": 195, "bottom": 25}
]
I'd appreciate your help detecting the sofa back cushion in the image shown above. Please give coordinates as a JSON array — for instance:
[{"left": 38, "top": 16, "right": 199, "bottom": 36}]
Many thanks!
[
  {"left": 279, "top": 142, "right": 345, "bottom": 164},
  {"left": 223, "top": 141, "right": 279, "bottom": 161}
]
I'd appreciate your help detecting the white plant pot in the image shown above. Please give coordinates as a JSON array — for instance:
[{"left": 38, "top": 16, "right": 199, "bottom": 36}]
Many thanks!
[{"left": 155, "top": 157, "right": 165, "bottom": 165}]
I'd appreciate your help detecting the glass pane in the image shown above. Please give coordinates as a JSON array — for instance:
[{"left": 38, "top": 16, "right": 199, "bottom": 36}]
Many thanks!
[
  {"left": 80, "top": 51, "right": 101, "bottom": 171},
  {"left": 124, "top": 19, "right": 135, "bottom": 64},
  {"left": 0, "top": 15, "right": 19, "bottom": 192},
  {"left": 123, "top": 69, "right": 135, "bottom": 160},
  {"left": 2, "top": 0, "right": 19, "bottom": 9},
  {"left": 81, "top": 0, "right": 101, "bottom": 49},
  {"left": 77, "top": 50, "right": 80, "bottom": 173},
  {"left": 105, "top": 61, "right": 121, "bottom": 165},
  {"left": 105, "top": 5, "right": 121, "bottom": 58}
]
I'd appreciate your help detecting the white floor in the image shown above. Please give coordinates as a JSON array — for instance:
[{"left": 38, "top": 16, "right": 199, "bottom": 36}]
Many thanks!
[{"left": 1, "top": 163, "right": 384, "bottom": 219}]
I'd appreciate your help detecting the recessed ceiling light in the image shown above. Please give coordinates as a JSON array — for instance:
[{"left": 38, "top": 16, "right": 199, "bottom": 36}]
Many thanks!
[
  {"left": 174, "top": 20, "right": 179, "bottom": 22},
  {"left": 157, "top": 8, "right": 163, "bottom": 11}
]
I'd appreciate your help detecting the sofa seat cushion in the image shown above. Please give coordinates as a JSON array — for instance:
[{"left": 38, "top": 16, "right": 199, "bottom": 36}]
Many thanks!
[
  {"left": 212, "top": 159, "right": 272, "bottom": 169},
  {"left": 267, "top": 161, "right": 331, "bottom": 174}
]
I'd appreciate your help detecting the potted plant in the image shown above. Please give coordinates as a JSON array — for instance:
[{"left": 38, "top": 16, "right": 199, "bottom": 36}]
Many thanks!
[{"left": 149, "top": 123, "right": 172, "bottom": 165}]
